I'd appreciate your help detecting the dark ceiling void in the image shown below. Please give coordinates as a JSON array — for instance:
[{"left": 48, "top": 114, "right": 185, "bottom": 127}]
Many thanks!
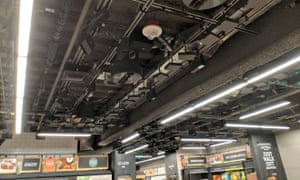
[{"left": 1, "top": 0, "right": 300, "bottom": 153}]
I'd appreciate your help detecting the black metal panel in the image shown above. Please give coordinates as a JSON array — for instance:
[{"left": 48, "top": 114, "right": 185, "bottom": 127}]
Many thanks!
[
  {"left": 165, "top": 153, "right": 179, "bottom": 179},
  {"left": 112, "top": 151, "right": 136, "bottom": 180},
  {"left": 248, "top": 133, "right": 287, "bottom": 180}
]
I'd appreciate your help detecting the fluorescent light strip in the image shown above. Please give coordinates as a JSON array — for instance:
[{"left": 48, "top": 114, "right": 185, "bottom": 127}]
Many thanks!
[
  {"left": 225, "top": 123, "right": 290, "bottom": 130},
  {"left": 181, "top": 146, "right": 206, "bottom": 150},
  {"left": 160, "top": 107, "right": 195, "bottom": 124},
  {"left": 181, "top": 138, "right": 236, "bottom": 142},
  {"left": 239, "top": 101, "right": 291, "bottom": 120},
  {"left": 210, "top": 141, "right": 235, "bottom": 148},
  {"left": 247, "top": 55, "right": 300, "bottom": 84},
  {"left": 181, "top": 138, "right": 210, "bottom": 142},
  {"left": 136, "top": 155, "right": 165, "bottom": 165},
  {"left": 15, "top": 0, "right": 34, "bottom": 134},
  {"left": 160, "top": 82, "right": 247, "bottom": 124},
  {"left": 193, "top": 82, "right": 248, "bottom": 109},
  {"left": 160, "top": 54, "right": 300, "bottom": 125},
  {"left": 157, "top": 151, "right": 165, "bottom": 155},
  {"left": 135, "top": 155, "right": 152, "bottom": 159},
  {"left": 18, "top": 0, "right": 34, "bottom": 57},
  {"left": 37, "top": 132, "right": 91, "bottom": 137},
  {"left": 124, "top": 144, "right": 149, "bottom": 155},
  {"left": 121, "top": 132, "right": 140, "bottom": 143}
]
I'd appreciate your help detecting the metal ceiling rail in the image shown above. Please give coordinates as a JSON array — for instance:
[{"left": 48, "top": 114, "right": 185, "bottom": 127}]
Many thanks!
[
  {"left": 98, "top": 3, "right": 300, "bottom": 146},
  {"left": 73, "top": 0, "right": 155, "bottom": 108},
  {"left": 37, "top": 0, "right": 93, "bottom": 130},
  {"left": 98, "top": 0, "right": 244, "bottom": 132},
  {"left": 131, "top": 0, "right": 218, "bottom": 24}
]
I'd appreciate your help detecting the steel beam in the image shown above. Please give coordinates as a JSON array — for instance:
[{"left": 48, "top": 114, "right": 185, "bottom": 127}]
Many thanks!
[{"left": 99, "top": 3, "right": 300, "bottom": 146}]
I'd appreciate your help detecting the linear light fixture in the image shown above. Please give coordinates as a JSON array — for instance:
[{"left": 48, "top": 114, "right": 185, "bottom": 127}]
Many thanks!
[
  {"left": 37, "top": 132, "right": 92, "bottom": 137},
  {"left": 157, "top": 151, "right": 165, "bottom": 155},
  {"left": 121, "top": 132, "right": 140, "bottom": 143},
  {"left": 160, "top": 106, "right": 195, "bottom": 124},
  {"left": 210, "top": 141, "right": 236, "bottom": 148},
  {"left": 225, "top": 123, "right": 290, "bottom": 130},
  {"left": 160, "top": 82, "right": 247, "bottom": 124},
  {"left": 159, "top": 53, "right": 300, "bottom": 126},
  {"left": 15, "top": 0, "right": 34, "bottom": 134},
  {"left": 247, "top": 55, "right": 300, "bottom": 84},
  {"left": 181, "top": 138, "right": 237, "bottom": 142},
  {"left": 239, "top": 101, "right": 291, "bottom": 120},
  {"left": 135, "top": 155, "right": 152, "bottom": 159},
  {"left": 136, "top": 155, "right": 165, "bottom": 165},
  {"left": 193, "top": 82, "right": 248, "bottom": 109},
  {"left": 124, "top": 144, "right": 149, "bottom": 155},
  {"left": 181, "top": 146, "right": 206, "bottom": 150}
]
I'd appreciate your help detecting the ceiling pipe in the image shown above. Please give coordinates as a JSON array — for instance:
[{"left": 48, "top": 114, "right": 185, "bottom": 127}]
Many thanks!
[
  {"left": 32, "top": 0, "right": 72, "bottom": 112},
  {"left": 94, "top": 0, "right": 246, "bottom": 125},
  {"left": 98, "top": 6, "right": 300, "bottom": 146},
  {"left": 72, "top": 0, "right": 155, "bottom": 108},
  {"left": 37, "top": 0, "right": 93, "bottom": 130},
  {"left": 131, "top": 0, "right": 217, "bottom": 24}
]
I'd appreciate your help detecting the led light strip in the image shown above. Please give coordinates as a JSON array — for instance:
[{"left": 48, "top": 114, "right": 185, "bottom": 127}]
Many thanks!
[
  {"left": 159, "top": 54, "right": 300, "bottom": 125},
  {"left": 37, "top": 132, "right": 91, "bottom": 137},
  {"left": 135, "top": 155, "right": 152, "bottom": 159},
  {"left": 136, "top": 155, "right": 165, "bottom": 165},
  {"left": 247, "top": 55, "right": 300, "bottom": 84},
  {"left": 181, "top": 146, "right": 206, "bottom": 150},
  {"left": 121, "top": 132, "right": 140, "bottom": 143},
  {"left": 181, "top": 138, "right": 236, "bottom": 142},
  {"left": 225, "top": 123, "right": 290, "bottom": 130},
  {"left": 15, "top": 0, "right": 34, "bottom": 134},
  {"left": 124, "top": 144, "right": 149, "bottom": 154},
  {"left": 157, "top": 151, "right": 165, "bottom": 155},
  {"left": 239, "top": 101, "right": 291, "bottom": 120},
  {"left": 210, "top": 141, "right": 236, "bottom": 148}
]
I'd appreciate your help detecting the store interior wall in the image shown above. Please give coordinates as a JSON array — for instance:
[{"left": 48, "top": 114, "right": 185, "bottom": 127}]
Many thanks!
[{"left": 276, "top": 129, "right": 300, "bottom": 180}]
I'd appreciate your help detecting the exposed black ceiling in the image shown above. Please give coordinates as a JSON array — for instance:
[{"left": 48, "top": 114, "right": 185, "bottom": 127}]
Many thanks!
[{"left": 1, "top": 0, "right": 300, "bottom": 153}]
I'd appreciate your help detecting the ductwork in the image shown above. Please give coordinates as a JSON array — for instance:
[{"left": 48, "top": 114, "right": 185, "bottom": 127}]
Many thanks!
[
  {"left": 99, "top": 1, "right": 300, "bottom": 146},
  {"left": 32, "top": 0, "right": 72, "bottom": 112},
  {"left": 97, "top": 0, "right": 273, "bottom": 129}
]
